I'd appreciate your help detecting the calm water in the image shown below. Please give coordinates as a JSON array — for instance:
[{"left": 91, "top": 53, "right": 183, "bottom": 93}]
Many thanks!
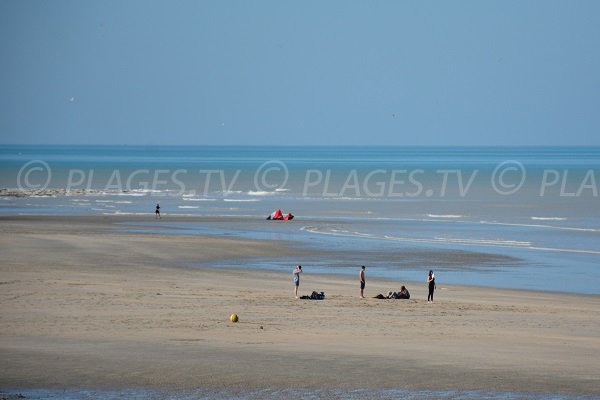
[
  {"left": 1, "top": 145, "right": 599, "bottom": 294},
  {"left": 2, "top": 387, "right": 598, "bottom": 400}
]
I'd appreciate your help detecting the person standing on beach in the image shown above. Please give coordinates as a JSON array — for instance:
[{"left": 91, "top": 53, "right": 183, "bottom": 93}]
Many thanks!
[
  {"left": 427, "top": 270, "right": 436, "bottom": 302},
  {"left": 293, "top": 265, "right": 302, "bottom": 298},
  {"left": 155, "top": 203, "right": 161, "bottom": 219},
  {"left": 359, "top": 265, "right": 366, "bottom": 298}
]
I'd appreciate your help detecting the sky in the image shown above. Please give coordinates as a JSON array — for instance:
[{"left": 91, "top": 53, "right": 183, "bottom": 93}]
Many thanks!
[{"left": 0, "top": 1, "right": 599, "bottom": 146}]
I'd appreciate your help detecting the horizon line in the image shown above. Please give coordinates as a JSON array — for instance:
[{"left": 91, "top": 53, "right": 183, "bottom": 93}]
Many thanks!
[{"left": 2, "top": 143, "right": 600, "bottom": 148}]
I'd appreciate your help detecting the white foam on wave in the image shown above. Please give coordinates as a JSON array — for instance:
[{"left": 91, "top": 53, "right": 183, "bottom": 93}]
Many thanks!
[
  {"left": 275, "top": 188, "right": 290, "bottom": 192},
  {"left": 322, "top": 197, "right": 366, "bottom": 201},
  {"left": 218, "top": 190, "right": 243, "bottom": 194},
  {"left": 301, "top": 226, "right": 600, "bottom": 254},
  {"left": 99, "top": 189, "right": 165, "bottom": 197},
  {"left": 426, "top": 214, "right": 465, "bottom": 219},
  {"left": 211, "top": 214, "right": 255, "bottom": 218},
  {"left": 247, "top": 191, "right": 277, "bottom": 196},
  {"left": 479, "top": 220, "right": 600, "bottom": 233},
  {"left": 178, "top": 206, "right": 200, "bottom": 209},
  {"left": 102, "top": 211, "right": 155, "bottom": 216},
  {"left": 115, "top": 200, "right": 132, "bottom": 204},
  {"left": 95, "top": 200, "right": 114, "bottom": 203},
  {"left": 112, "top": 192, "right": 147, "bottom": 197},
  {"left": 182, "top": 197, "right": 217, "bottom": 202},
  {"left": 370, "top": 216, "right": 599, "bottom": 233},
  {"left": 223, "top": 199, "right": 259, "bottom": 202},
  {"left": 430, "top": 236, "right": 530, "bottom": 246},
  {"left": 531, "top": 217, "right": 567, "bottom": 221},
  {"left": 524, "top": 246, "right": 600, "bottom": 254},
  {"left": 131, "top": 189, "right": 164, "bottom": 193},
  {"left": 105, "top": 212, "right": 201, "bottom": 217}
]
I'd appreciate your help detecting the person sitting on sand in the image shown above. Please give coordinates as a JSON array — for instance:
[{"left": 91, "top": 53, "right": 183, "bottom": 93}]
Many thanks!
[
  {"left": 398, "top": 285, "right": 410, "bottom": 299},
  {"left": 373, "top": 286, "right": 410, "bottom": 300},
  {"left": 373, "top": 292, "right": 396, "bottom": 299}
]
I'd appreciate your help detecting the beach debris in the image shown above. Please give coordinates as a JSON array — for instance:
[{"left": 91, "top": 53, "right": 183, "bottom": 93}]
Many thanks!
[{"left": 229, "top": 313, "right": 239, "bottom": 323}]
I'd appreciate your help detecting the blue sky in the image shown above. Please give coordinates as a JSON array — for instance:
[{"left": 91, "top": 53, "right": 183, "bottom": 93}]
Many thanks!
[{"left": 1, "top": 1, "right": 599, "bottom": 146}]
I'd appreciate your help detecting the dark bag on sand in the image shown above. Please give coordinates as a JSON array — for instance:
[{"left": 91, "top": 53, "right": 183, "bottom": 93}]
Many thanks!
[{"left": 301, "top": 291, "right": 325, "bottom": 300}]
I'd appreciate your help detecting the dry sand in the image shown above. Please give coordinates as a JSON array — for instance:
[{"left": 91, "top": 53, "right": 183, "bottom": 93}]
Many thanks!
[{"left": 1, "top": 215, "right": 599, "bottom": 396}]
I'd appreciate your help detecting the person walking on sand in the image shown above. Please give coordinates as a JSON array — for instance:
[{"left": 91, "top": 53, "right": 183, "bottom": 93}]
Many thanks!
[
  {"left": 427, "top": 270, "right": 436, "bottom": 302},
  {"left": 359, "top": 265, "right": 366, "bottom": 298},
  {"left": 155, "top": 203, "right": 161, "bottom": 219},
  {"left": 293, "top": 265, "right": 302, "bottom": 298}
]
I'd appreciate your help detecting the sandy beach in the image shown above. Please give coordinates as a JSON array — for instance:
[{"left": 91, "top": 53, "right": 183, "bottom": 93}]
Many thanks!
[{"left": 1, "top": 215, "right": 599, "bottom": 397}]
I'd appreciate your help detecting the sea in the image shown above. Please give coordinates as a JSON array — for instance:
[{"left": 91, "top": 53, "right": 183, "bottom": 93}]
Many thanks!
[
  {"left": 1, "top": 387, "right": 598, "bottom": 400},
  {"left": 1, "top": 145, "right": 599, "bottom": 399},
  {"left": 1, "top": 145, "right": 599, "bottom": 296}
]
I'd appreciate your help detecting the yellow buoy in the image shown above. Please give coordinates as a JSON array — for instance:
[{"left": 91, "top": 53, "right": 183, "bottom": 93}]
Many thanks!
[{"left": 230, "top": 313, "right": 239, "bottom": 323}]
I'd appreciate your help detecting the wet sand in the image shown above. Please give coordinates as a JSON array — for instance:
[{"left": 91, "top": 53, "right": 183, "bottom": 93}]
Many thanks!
[{"left": 0, "top": 215, "right": 599, "bottom": 396}]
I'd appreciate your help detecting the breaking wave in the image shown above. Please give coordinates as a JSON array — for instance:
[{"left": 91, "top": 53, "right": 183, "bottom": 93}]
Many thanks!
[
  {"left": 223, "top": 199, "right": 259, "bottom": 202},
  {"left": 182, "top": 197, "right": 217, "bottom": 202},
  {"left": 300, "top": 226, "right": 600, "bottom": 254},
  {"left": 247, "top": 191, "right": 277, "bottom": 196},
  {"left": 426, "top": 214, "right": 466, "bottom": 218}
]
